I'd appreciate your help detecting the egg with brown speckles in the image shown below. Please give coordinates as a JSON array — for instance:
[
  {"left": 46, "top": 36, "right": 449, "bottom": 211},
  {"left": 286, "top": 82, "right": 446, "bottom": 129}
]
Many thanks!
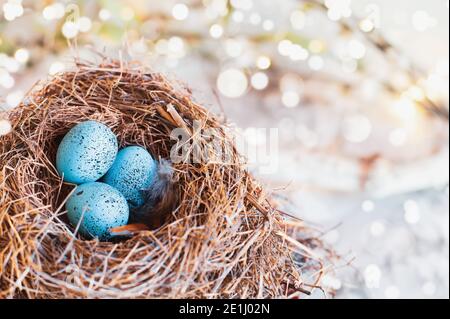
[
  {"left": 103, "top": 146, "right": 157, "bottom": 208},
  {"left": 56, "top": 121, "right": 118, "bottom": 184},
  {"left": 66, "top": 182, "right": 129, "bottom": 241}
]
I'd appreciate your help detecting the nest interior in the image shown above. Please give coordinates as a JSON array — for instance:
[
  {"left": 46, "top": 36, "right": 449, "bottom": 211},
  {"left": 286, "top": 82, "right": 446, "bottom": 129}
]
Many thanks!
[{"left": 0, "top": 60, "right": 328, "bottom": 299}]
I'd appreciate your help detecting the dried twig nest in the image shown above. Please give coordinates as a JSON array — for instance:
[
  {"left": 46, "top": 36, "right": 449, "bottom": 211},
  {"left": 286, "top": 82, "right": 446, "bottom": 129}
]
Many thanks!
[{"left": 0, "top": 59, "right": 331, "bottom": 298}]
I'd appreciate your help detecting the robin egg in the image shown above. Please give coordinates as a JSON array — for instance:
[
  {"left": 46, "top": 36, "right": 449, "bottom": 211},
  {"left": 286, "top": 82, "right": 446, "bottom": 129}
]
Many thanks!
[
  {"left": 103, "top": 146, "right": 157, "bottom": 208},
  {"left": 56, "top": 120, "right": 118, "bottom": 184},
  {"left": 66, "top": 182, "right": 129, "bottom": 241}
]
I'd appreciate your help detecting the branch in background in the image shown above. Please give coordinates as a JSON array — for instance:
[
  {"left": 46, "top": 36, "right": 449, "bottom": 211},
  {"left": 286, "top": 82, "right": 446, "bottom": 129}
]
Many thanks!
[{"left": 303, "top": 0, "right": 449, "bottom": 120}]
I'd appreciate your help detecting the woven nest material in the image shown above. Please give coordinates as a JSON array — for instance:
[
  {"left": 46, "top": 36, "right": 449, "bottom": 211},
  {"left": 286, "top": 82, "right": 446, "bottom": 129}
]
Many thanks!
[{"left": 0, "top": 59, "right": 331, "bottom": 299}]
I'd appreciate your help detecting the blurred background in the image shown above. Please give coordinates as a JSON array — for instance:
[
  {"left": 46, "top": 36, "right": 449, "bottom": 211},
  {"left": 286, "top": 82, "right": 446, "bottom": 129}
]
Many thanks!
[{"left": 0, "top": 0, "right": 448, "bottom": 298}]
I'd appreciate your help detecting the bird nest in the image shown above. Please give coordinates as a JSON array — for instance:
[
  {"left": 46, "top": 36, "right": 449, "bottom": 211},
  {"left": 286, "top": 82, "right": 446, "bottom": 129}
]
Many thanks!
[{"left": 0, "top": 59, "right": 331, "bottom": 299}]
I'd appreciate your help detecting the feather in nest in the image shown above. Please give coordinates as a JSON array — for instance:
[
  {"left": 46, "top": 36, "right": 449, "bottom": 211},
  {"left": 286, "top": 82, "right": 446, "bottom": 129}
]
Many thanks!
[{"left": 110, "top": 159, "right": 178, "bottom": 237}]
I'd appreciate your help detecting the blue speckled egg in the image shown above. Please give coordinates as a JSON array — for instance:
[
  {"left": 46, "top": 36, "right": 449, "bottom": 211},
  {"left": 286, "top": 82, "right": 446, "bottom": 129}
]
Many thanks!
[
  {"left": 66, "top": 182, "right": 129, "bottom": 241},
  {"left": 56, "top": 121, "right": 118, "bottom": 184},
  {"left": 103, "top": 146, "right": 157, "bottom": 208}
]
